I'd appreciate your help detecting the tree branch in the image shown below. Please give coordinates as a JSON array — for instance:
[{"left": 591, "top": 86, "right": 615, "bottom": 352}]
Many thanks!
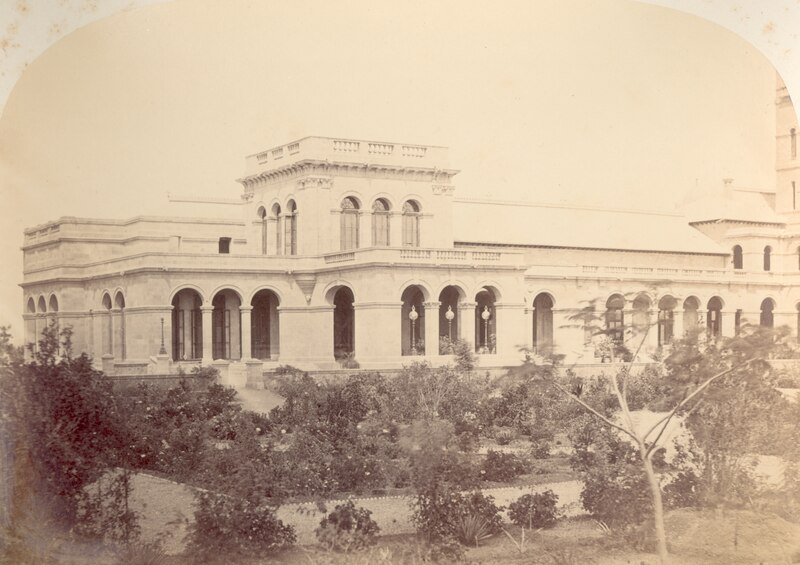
[
  {"left": 552, "top": 382, "right": 639, "bottom": 442},
  {"left": 641, "top": 360, "right": 752, "bottom": 445}
]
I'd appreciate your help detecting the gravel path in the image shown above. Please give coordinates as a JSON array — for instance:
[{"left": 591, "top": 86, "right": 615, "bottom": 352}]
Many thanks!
[{"left": 127, "top": 472, "right": 583, "bottom": 552}]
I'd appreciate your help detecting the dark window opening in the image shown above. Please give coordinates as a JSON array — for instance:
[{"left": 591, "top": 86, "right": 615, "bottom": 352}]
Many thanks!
[{"left": 219, "top": 237, "right": 231, "bottom": 254}]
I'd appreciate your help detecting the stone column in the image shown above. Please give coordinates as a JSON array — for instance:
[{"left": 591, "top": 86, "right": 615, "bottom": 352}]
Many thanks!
[
  {"left": 424, "top": 301, "right": 441, "bottom": 356},
  {"left": 645, "top": 309, "right": 660, "bottom": 353},
  {"left": 553, "top": 308, "right": 587, "bottom": 363},
  {"left": 721, "top": 309, "right": 736, "bottom": 338},
  {"left": 240, "top": 306, "right": 253, "bottom": 361},
  {"left": 458, "top": 301, "right": 477, "bottom": 350},
  {"left": 523, "top": 307, "right": 534, "bottom": 354},
  {"left": 358, "top": 211, "right": 369, "bottom": 249},
  {"left": 494, "top": 302, "right": 526, "bottom": 360},
  {"left": 201, "top": 305, "right": 214, "bottom": 364}
]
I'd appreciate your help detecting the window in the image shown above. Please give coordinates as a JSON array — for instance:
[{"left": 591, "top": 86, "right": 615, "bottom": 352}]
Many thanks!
[
  {"left": 285, "top": 200, "right": 297, "bottom": 255},
  {"left": 402, "top": 200, "right": 421, "bottom": 247},
  {"left": 258, "top": 207, "right": 267, "bottom": 255},
  {"left": 371, "top": 199, "right": 391, "bottom": 246},
  {"left": 340, "top": 197, "right": 360, "bottom": 250},
  {"left": 605, "top": 295, "right": 625, "bottom": 344},
  {"left": 271, "top": 204, "right": 282, "bottom": 255},
  {"left": 735, "top": 309, "right": 742, "bottom": 336},
  {"left": 732, "top": 245, "right": 743, "bottom": 270},
  {"left": 218, "top": 237, "right": 231, "bottom": 254},
  {"left": 792, "top": 128, "right": 797, "bottom": 159},
  {"left": 763, "top": 246, "right": 771, "bottom": 272},
  {"left": 760, "top": 299, "right": 775, "bottom": 328},
  {"left": 532, "top": 293, "right": 554, "bottom": 353},
  {"left": 657, "top": 296, "right": 676, "bottom": 346},
  {"left": 706, "top": 297, "right": 722, "bottom": 339}
]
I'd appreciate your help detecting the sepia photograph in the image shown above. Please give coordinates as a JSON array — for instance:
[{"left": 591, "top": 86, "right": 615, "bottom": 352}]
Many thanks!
[{"left": 1, "top": 1, "right": 800, "bottom": 563}]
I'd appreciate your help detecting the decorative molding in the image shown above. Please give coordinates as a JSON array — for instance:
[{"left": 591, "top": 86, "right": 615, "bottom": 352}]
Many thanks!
[
  {"left": 431, "top": 184, "right": 455, "bottom": 195},
  {"left": 297, "top": 175, "right": 334, "bottom": 190}
]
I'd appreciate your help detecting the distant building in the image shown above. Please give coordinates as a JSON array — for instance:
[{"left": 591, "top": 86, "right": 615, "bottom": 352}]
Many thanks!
[{"left": 21, "top": 77, "right": 800, "bottom": 385}]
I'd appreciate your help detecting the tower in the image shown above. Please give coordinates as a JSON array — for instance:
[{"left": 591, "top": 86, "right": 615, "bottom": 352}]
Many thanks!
[{"left": 776, "top": 74, "right": 800, "bottom": 213}]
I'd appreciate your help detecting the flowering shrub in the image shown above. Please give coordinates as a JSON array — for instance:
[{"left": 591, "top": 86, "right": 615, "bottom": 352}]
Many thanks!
[
  {"left": 315, "top": 500, "right": 380, "bottom": 551},
  {"left": 507, "top": 490, "right": 561, "bottom": 529},
  {"left": 480, "top": 450, "right": 527, "bottom": 482},
  {"left": 187, "top": 492, "right": 295, "bottom": 561},
  {"left": 412, "top": 485, "right": 503, "bottom": 544}
]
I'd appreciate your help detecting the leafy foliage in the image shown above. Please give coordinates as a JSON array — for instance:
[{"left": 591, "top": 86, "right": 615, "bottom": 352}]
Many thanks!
[
  {"left": 186, "top": 492, "right": 295, "bottom": 561},
  {"left": 480, "top": 450, "right": 527, "bottom": 482},
  {"left": 411, "top": 485, "right": 503, "bottom": 544},
  {"left": 315, "top": 500, "right": 380, "bottom": 551},
  {"left": 507, "top": 490, "right": 561, "bottom": 529}
]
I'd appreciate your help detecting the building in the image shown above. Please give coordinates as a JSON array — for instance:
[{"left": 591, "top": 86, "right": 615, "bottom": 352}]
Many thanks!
[{"left": 20, "top": 78, "right": 800, "bottom": 386}]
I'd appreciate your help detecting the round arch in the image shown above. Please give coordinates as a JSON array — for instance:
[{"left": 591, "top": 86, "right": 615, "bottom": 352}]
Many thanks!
[
  {"left": 398, "top": 280, "right": 433, "bottom": 302},
  {"left": 529, "top": 289, "right": 557, "bottom": 309},
  {"left": 434, "top": 280, "right": 468, "bottom": 301},
  {"left": 168, "top": 284, "right": 207, "bottom": 305},
  {"left": 209, "top": 285, "right": 245, "bottom": 304},
  {"left": 371, "top": 193, "right": 396, "bottom": 210},
  {"left": 247, "top": 285, "right": 284, "bottom": 305},
  {"left": 472, "top": 282, "right": 503, "bottom": 303},
  {"left": 324, "top": 280, "right": 357, "bottom": 305}
]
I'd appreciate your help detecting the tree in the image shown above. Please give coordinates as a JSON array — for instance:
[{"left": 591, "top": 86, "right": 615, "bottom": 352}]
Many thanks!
[{"left": 537, "top": 300, "right": 781, "bottom": 565}]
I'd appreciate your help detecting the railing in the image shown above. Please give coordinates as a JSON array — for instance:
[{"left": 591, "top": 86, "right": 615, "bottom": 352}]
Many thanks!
[
  {"left": 402, "top": 145, "right": 427, "bottom": 158},
  {"left": 471, "top": 251, "right": 501, "bottom": 261},
  {"left": 368, "top": 143, "right": 394, "bottom": 155},
  {"left": 333, "top": 140, "right": 360, "bottom": 152},
  {"left": 436, "top": 250, "right": 467, "bottom": 260},
  {"left": 400, "top": 249, "right": 432, "bottom": 259}
]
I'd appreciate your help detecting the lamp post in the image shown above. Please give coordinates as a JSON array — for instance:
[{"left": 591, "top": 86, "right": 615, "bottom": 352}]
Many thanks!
[
  {"left": 445, "top": 305, "right": 455, "bottom": 340},
  {"left": 159, "top": 317, "right": 167, "bottom": 355},
  {"left": 481, "top": 306, "right": 491, "bottom": 353},
  {"left": 409, "top": 305, "right": 419, "bottom": 355}
]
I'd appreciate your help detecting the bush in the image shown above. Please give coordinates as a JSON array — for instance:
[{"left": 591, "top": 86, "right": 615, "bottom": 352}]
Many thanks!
[
  {"left": 315, "top": 500, "right": 380, "bottom": 551},
  {"left": 507, "top": 490, "right": 561, "bottom": 529},
  {"left": 495, "top": 428, "right": 515, "bottom": 445},
  {"left": 186, "top": 492, "right": 295, "bottom": 561},
  {"left": 411, "top": 485, "right": 503, "bottom": 544},
  {"left": 480, "top": 450, "right": 527, "bottom": 482},
  {"left": 529, "top": 440, "right": 551, "bottom": 459}
]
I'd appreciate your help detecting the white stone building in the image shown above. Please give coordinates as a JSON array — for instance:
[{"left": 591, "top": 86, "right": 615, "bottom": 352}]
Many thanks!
[{"left": 21, "top": 78, "right": 800, "bottom": 385}]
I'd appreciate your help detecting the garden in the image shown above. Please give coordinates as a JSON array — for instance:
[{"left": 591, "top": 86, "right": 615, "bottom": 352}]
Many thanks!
[{"left": 2, "top": 323, "right": 800, "bottom": 564}]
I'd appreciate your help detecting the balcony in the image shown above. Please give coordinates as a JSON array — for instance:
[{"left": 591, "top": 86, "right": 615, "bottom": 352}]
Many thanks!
[{"left": 526, "top": 263, "right": 792, "bottom": 284}]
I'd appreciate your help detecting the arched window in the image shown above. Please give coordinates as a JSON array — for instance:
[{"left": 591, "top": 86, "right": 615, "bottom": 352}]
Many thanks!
[
  {"left": 763, "top": 246, "right": 772, "bottom": 272},
  {"left": 340, "top": 197, "right": 360, "bottom": 250},
  {"left": 371, "top": 198, "right": 391, "bottom": 246},
  {"left": 37, "top": 295, "right": 47, "bottom": 314},
  {"left": 285, "top": 200, "right": 297, "bottom": 255},
  {"left": 605, "top": 294, "right": 625, "bottom": 344},
  {"left": 657, "top": 296, "right": 676, "bottom": 346},
  {"left": 171, "top": 289, "right": 203, "bottom": 360},
  {"left": 212, "top": 290, "right": 242, "bottom": 360},
  {"left": 333, "top": 287, "right": 355, "bottom": 358},
  {"left": 532, "top": 293, "right": 554, "bottom": 354},
  {"left": 475, "top": 288, "right": 497, "bottom": 353},
  {"left": 271, "top": 203, "right": 282, "bottom": 255},
  {"left": 251, "top": 289, "right": 280, "bottom": 360},
  {"left": 683, "top": 297, "right": 700, "bottom": 339},
  {"left": 732, "top": 245, "right": 743, "bottom": 270},
  {"left": 114, "top": 292, "right": 126, "bottom": 360},
  {"left": 102, "top": 293, "right": 113, "bottom": 356},
  {"left": 258, "top": 206, "right": 267, "bottom": 255},
  {"left": 401, "top": 285, "right": 426, "bottom": 356},
  {"left": 706, "top": 296, "right": 723, "bottom": 339},
  {"left": 760, "top": 298, "right": 775, "bottom": 328},
  {"left": 438, "top": 285, "right": 462, "bottom": 351},
  {"left": 402, "top": 200, "right": 421, "bottom": 247}
]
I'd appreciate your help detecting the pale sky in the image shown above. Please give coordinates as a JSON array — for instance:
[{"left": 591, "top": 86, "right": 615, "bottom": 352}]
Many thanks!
[{"left": 1, "top": 0, "right": 799, "bottom": 338}]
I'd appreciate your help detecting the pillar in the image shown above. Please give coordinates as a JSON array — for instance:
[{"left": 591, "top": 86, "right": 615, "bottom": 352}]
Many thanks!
[
  {"left": 459, "top": 301, "right": 477, "bottom": 349},
  {"left": 277, "top": 306, "right": 334, "bottom": 366},
  {"left": 645, "top": 309, "right": 660, "bottom": 352},
  {"left": 354, "top": 302, "right": 401, "bottom": 361},
  {"left": 424, "top": 301, "right": 441, "bottom": 356},
  {"left": 553, "top": 308, "right": 587, "bottom": 362},
  {"left": 240, "top": 306, "right": 252, "bottom": 361},
  {"left": 494, "top": 303, "right": 526, "bottom": 359},
  {"left": 201, "top": 305, "right": 214, "bottom": 364},
  {"left": 523, "top": 307, "right": 534, "bottom": 354}
]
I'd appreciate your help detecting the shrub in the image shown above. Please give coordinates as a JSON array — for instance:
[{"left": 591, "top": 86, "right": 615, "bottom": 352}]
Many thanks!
[
  {"left": 453, "top": 514, "right": 492, "bottom": 547},
  {"left": 529, "top": 440, "right": 551, "bottom": 459},
  {"left": 411, "top": 486, "right": 503, "bottom": 544},
  {"left": 507, "top": 490, "right": 561, "bottom": 529},
  {"left": 480, "top": 450, "right": 527, "bottom": 482},
  {"left": 315, "top": 500, "right": 380, "bottom": 551},
  {"left": 495, "top": 428, "right": 514, "bottom": 445},
  {"left": 186, "top": 492, "right": 295, "bottom": 561}
]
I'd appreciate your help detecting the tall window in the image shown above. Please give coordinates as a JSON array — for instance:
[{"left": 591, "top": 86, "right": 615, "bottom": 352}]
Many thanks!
[
  {"left": 657, "top": 296, "right": 675, "bottom": 346},
  {"left": 371, "top": 199, "right": 391, "bottom": 246},
  {"left": 706, "top": 297, "right": 722, "bottom": 339},
  {"left": 340, "top": 197, "right": 360, "bottom": 250},
  {"left": 532, "top": 293, "right": 554, "bottom": 353},
  {"left": 735, "top": 309, "right": 742, "bottom": 336},
  {"left": 763, "top": 246, "right": 772, "bottom": 272},
  {"left": 402, "top": 200, "right": 421, "bottom": 247},
  {"left": 760, "top": 298, "right": 775, "bottom": 328},
  {"left": 285, "top": 200, "right": 297, "bottom": 255},
  {"left": 218, "top": 237, "right": 231, "bottom": 254},
  {"left": 605, "top": 295, "right": 625, "bottom": 344},
  {"left": 271, "top": 203, "right": 282, "bottom": 255},
  {"left": 732, "top": 245, "right": 743, "bottom": 270},
  {"left": 258, "top": 207, "right": 267, "bottom": 255},
  {"left": 792, "top": 128, "right": 797, "bottom": 159}
]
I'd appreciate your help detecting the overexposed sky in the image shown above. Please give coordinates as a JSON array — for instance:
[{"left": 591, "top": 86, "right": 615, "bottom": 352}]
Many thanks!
[{"left": 0, "top": 0, "right": 798, "bottom": 337}]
